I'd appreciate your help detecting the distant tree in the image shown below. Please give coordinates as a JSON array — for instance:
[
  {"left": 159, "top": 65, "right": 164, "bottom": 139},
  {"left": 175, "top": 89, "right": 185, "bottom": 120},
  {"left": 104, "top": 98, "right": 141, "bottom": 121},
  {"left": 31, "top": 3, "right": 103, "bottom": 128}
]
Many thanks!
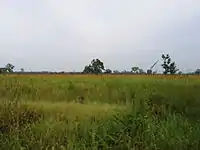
[
  {"left": 195, "top": 69, "right": 200, "bottom": 75},
  {"left": 83, "top": 65, "right": 93, "bottom": 74},
  {"left": 20, "top": 68, "right": 25, "bottom": 72},
  {"left": 104, "top": 69, "right": 112, "bottom": 74},
  {"left": 121, "top": 70, "right": 126, "bottom": 73},
  {"left": 131, "top": 67, "right": 145, "bottom": 74},
  {"left": 5, "top": 63, "right": 15, "bottom": 73},
  {"left": 178, "top": 71, "right": 182, "bottom": 75},
  {"left": 138, "top": 68, "right": 146, "bottom": 74},
  {"left": 83, "top": 58, "right": 105, "bottom": 74},
  {"left": 153, "top": 71, "right": 157, "bottom": 74},
  {"left": 131, "top": 66, "right": 139, "bottom": 74},
  {"left": 161, "top": 54, "right": 178, "bottom": 74},
  {"left": 121, "top": 70, "right": 130, "bottom": 74},
  {"left": 0, "top": 68, "right": 7, "bottom": 74},
  {"left": 147, "top": 69, "right": 152, "bottom": 74},
  {"left": 113, "top": 70, "right": 120, "bottom": 74},
  {"left": 59, "top": 71, "right": 65, "bottom": 74}
]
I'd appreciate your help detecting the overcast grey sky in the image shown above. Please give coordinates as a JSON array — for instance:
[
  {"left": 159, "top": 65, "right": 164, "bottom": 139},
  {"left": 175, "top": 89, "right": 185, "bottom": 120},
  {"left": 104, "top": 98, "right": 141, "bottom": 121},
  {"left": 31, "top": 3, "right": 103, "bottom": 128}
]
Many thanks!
[{"left": 0, "top": 0, "right": 200, "bottom": 72}]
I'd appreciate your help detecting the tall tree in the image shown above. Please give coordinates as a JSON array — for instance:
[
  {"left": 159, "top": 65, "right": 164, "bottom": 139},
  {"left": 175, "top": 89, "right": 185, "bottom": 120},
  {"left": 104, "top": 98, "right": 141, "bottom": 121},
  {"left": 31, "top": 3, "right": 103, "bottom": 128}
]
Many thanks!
[
  {"left": 161, "top": 54, "right": 178, "bottom": 74},
  {"left": 131, "top": 66, "right": 139, "bottom": 74},
  {"left": 83, "top": 65, "right": 93, "bottom": 74},
  {"left": 83, "top": 59, "right": 105, "bottom": 74},
  {"left": 5, "top": 63, "right": 15, "bottom": 73}
]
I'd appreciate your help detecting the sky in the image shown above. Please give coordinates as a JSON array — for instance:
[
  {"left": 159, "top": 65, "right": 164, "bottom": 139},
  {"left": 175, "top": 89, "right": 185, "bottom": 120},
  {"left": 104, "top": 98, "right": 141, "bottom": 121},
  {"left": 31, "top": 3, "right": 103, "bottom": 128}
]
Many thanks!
[{"left": 0, "top": 0, "right": 200, "bottom": 72}]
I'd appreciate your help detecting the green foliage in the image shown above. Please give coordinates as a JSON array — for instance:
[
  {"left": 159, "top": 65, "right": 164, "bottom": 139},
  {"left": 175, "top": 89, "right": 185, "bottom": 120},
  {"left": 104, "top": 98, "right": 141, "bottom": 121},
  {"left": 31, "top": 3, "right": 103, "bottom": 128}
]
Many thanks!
[
  {"left": 20, "top": 68, "right": 25, "bottom": 72},
  {"left": 147, "top": 69, "right": 152, "bottom": 74},
  {"left": 138, "top": 68, "right": 145, "bottom": 74},
  {"left": 161, "top": 54, "right": 179, "bottom": 74},
  {"left": 0, "top": 63, "right": 15, "bottom": 74},
  {"left": 178, "top": 71, "right": 183, "bottom": 75},
  {"left": 5, "top": 63, "right": 15, "bottom": 73},
  {"left": 131, "top": 66, "right": 139, "bottom": 74},
  {"left": 1, "top": 75, "right": 200, "bottom": 149},
  {"left": 83, "top": 65, "right": 93, "bottom": 74},
  {"left": 0, "top": 68, "right": 7, "bottom": 74},
  {"left": 113, "top": 70, "right": 120, "bottom": 74},
  {"left": 132, "top": 67, "right": 145, "bottom": 74},
  {"left": 104, "top": 69, "right": 112, "bottom": 74},
  {"left": 195, "top": 69, "right": 200, "bottom": 75},
  {"left": 83, "top": 59, "right": 105, "bottom": 74}
]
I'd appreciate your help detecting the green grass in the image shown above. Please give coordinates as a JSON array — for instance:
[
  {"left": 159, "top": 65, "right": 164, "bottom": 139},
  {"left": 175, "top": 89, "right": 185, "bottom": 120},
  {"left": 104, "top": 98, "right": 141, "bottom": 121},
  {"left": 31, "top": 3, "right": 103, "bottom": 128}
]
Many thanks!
[{"left": 1, "top": 74, "right": 200, "bottom": 149}]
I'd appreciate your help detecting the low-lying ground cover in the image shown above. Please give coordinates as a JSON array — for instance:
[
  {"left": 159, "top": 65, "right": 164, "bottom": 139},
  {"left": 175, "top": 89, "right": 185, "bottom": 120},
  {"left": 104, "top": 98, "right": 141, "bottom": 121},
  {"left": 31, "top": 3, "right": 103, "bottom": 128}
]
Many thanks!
[{"left": 1, "top": 74, "right": 200, "bottom": 149}]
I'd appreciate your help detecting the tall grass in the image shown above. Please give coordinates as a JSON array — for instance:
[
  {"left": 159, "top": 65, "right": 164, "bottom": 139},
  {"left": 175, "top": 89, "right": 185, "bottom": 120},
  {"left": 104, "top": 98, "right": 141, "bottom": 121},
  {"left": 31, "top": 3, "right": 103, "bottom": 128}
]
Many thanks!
[{"left": 1, "top": 74, "right": 200, "bottom": 149}]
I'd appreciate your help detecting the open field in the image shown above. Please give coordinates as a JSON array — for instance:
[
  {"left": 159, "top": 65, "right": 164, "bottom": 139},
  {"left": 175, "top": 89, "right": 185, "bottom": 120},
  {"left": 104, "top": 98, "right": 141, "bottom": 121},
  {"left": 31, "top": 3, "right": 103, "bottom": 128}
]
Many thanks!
[{"left": 1, "top": 74, "right": 200, "bottom": 149}]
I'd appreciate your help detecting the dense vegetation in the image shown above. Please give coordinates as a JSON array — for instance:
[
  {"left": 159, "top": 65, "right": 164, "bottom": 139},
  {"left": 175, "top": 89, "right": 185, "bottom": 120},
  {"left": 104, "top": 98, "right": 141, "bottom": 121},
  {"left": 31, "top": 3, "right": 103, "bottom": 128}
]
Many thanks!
[
  {"left": 1, "top": 54, "right": 200, "bottom": 75},
  {"left": 1, "top": 74, "right": 200, "bottom": 149}
]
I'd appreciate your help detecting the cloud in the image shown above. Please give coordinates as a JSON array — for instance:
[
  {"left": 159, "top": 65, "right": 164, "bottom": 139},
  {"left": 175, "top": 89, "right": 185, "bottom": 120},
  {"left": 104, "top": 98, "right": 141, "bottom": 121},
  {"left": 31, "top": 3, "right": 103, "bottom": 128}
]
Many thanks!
[{"left": 0, "top": 0, "right": 199, "bottom": 72}]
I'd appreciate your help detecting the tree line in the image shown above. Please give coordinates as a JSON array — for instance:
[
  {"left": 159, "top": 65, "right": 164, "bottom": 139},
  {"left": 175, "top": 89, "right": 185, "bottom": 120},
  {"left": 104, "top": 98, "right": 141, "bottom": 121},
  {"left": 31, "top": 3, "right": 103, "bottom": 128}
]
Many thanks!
[
  {"left": 1, "top": 54, "right": 200, "bottom": 75},
  {"left": 82, "top": 54, "right": 199, "bottom": 75}
]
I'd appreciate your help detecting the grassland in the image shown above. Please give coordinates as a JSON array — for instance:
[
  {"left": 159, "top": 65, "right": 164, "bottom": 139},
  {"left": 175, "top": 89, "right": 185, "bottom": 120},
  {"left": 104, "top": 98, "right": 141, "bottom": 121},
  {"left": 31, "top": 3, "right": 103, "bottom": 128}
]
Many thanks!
[{"left": 1, "top": 74, "right": 200, "bottom": 149}]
